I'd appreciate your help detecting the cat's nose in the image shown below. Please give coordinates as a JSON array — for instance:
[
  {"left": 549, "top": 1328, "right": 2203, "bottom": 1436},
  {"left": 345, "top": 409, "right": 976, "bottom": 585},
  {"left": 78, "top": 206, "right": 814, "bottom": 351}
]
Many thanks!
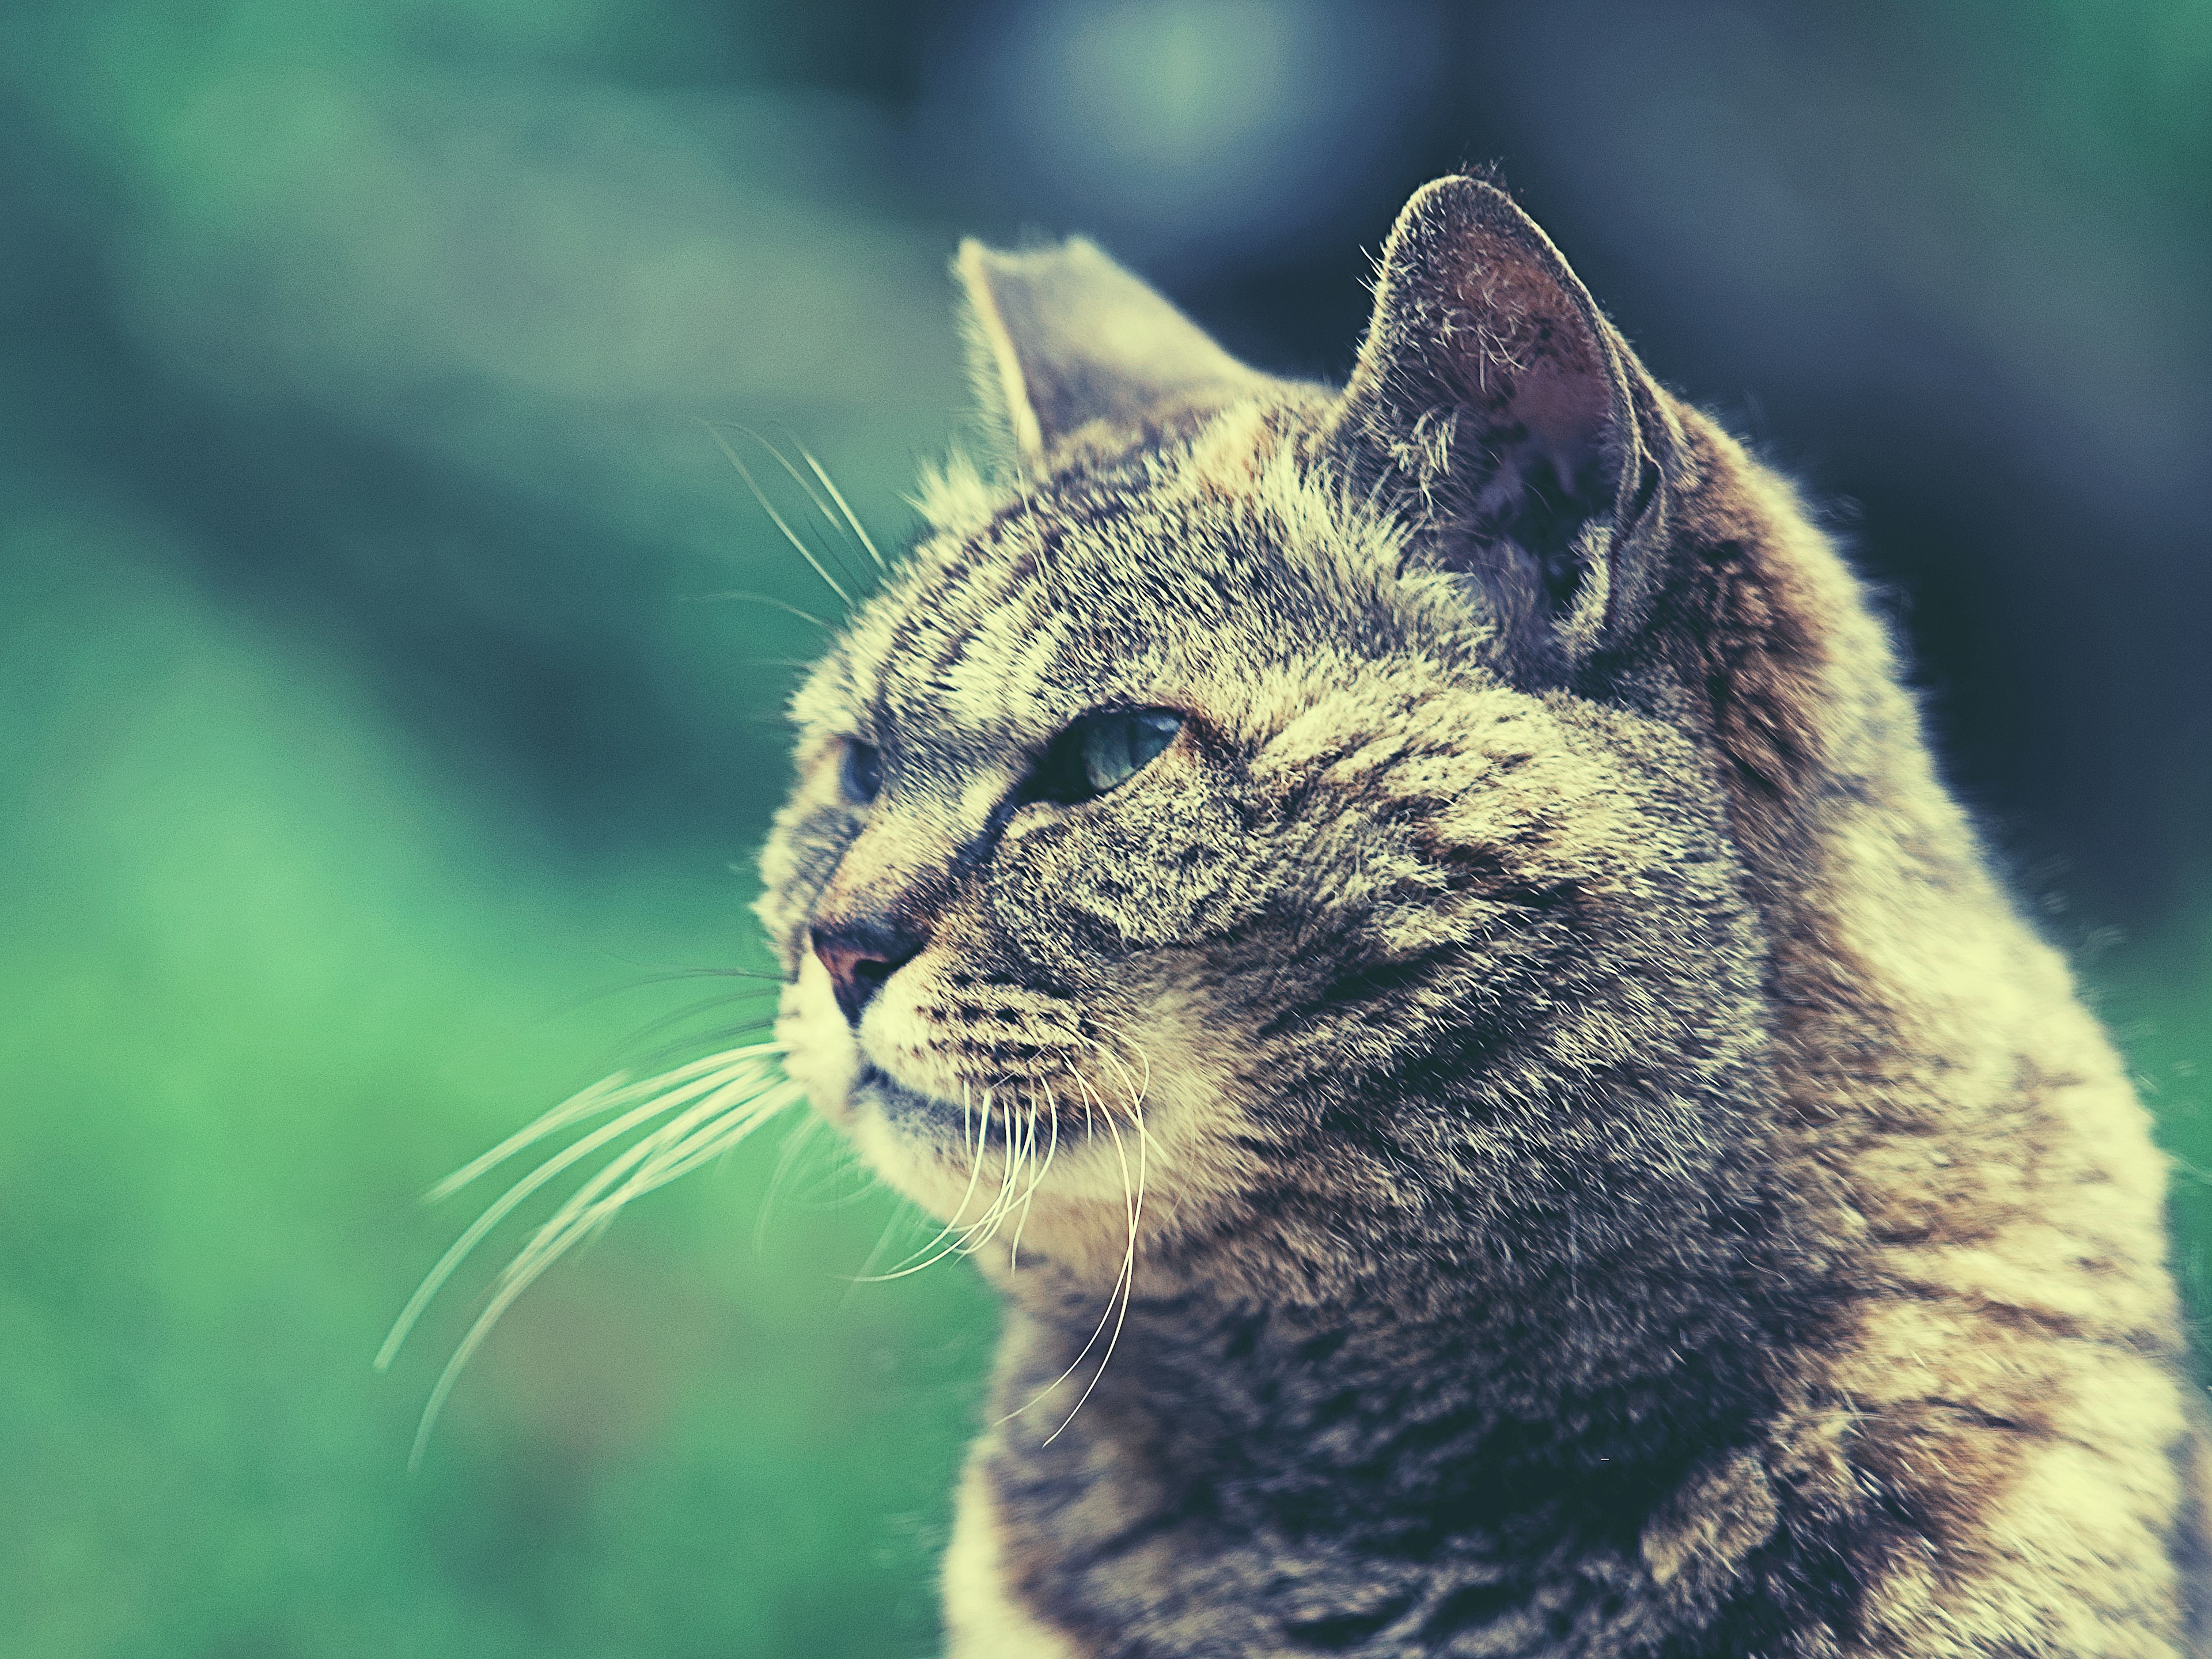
[{"left": 811, "top": 917, "right": 929, "bottom": 1026}]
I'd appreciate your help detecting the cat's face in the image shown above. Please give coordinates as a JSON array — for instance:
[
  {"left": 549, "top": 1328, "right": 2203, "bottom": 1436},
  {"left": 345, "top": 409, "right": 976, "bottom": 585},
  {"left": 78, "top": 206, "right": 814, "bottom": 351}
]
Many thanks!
[{"left": 758, "top": 181, "right": 1767, "bottom": 1299}]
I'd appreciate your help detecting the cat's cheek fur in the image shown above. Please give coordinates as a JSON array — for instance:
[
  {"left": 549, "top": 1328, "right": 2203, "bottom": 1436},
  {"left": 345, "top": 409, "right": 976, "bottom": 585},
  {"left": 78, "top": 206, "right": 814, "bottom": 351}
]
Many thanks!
[
  {"left": 774, "top": 956, "right": 861, "bottom": 1128},
  {"left": 857, "top": 960, "right": 995, "bottom": 1108},
  {"left": 849, "top": 963, "right": 1271, "bottom": 1286}
]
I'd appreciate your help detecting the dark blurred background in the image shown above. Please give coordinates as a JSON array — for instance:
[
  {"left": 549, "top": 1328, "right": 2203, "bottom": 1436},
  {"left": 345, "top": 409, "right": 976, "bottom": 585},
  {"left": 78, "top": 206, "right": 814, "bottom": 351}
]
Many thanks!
[{"left": 1, "top": 2, "right": 2206, "bottom": 1654}]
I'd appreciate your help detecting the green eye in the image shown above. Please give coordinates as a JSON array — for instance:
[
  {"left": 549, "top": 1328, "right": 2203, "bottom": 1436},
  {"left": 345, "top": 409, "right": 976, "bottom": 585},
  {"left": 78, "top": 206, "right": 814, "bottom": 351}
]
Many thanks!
[
  {"left": 839, "top": 740, "right": 882, "bottom": 805},
  {"left": 1081, "top": 709, "right": 1181, "bottom": 794},
  {"left": 1027, "top": 707, "right": 1184, "bottom": 805}
]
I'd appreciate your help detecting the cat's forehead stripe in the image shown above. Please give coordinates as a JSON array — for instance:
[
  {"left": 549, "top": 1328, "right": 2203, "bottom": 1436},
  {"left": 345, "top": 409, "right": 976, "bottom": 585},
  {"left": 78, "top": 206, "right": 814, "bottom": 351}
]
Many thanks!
[
  {"left": 931, "top": 612, "right": 1071, "bottom": 730},
  {"left": 858, "top": 485, "right": 1118, "bottom": 732},
  {"left": 832, "top": 406, "right": 1406, "bottom": 758},
  {"left": 880, "top": 516, "right": 1062, "bottom": 737}
]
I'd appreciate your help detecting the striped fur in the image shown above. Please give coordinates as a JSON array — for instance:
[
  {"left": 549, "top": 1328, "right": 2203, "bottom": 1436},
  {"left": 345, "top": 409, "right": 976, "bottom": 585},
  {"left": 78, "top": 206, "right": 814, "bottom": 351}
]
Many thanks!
[{"left": 756, "top": 178, "right": 2205, "bottom": 1657}]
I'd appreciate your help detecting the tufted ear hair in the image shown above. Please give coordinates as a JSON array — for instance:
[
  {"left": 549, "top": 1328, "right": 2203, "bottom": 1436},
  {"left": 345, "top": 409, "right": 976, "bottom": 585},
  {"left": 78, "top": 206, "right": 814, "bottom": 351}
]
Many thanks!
[
  {"left": 1327, "top": 176, "right": 1677, "bottom": 680},
  {"left": 955, "top": 237, "right": 1274, "bottom": 477}
]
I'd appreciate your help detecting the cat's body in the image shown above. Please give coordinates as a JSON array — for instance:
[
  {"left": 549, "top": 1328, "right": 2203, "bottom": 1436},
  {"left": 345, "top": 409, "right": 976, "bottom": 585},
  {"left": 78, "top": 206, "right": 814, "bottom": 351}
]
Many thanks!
[{"left": 757, "top": 179, "right": 2206, "bottom": 1657}]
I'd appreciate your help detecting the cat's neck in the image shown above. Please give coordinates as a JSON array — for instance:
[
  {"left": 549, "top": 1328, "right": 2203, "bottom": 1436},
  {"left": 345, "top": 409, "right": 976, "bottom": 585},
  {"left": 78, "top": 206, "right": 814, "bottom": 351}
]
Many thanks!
[{"left": 992, "top": 1201, "right": 1804, "bottom": 1552}]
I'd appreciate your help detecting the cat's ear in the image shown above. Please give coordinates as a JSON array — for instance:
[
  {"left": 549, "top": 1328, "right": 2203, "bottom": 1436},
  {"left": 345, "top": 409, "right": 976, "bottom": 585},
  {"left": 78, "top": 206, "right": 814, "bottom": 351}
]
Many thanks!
[
  {"left": 1328, "top": 177, "right": 1676, "bottom": 678},
  {"left": 955, "top": 237, "right": 1271, "bottom": 476}
]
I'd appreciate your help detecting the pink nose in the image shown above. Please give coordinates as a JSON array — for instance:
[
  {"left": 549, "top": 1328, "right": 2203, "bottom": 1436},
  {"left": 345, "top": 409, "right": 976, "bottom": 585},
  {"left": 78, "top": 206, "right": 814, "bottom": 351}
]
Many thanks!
[{"left": 812, "top": 918, "right": 927, "bottom": 1025}]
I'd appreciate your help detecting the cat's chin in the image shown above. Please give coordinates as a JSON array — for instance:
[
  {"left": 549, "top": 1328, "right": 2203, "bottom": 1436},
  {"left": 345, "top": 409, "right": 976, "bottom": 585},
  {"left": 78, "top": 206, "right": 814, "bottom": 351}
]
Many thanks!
[
  {"left": 854, "top": 1062, "right": 969, "bottom": 1139},
  {"left": 838, "top": 1062, "right": 1164, "bottom": 1267},
  {"left": 849, "top": 1060, "right": 1092, "bottom": 1176}
]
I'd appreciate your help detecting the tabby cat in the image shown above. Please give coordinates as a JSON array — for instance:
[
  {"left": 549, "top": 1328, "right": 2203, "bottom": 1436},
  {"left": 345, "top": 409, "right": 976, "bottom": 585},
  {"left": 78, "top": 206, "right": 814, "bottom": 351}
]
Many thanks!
[{"left": 756, "top": 177, "right": 2208, "bottom": 1657}]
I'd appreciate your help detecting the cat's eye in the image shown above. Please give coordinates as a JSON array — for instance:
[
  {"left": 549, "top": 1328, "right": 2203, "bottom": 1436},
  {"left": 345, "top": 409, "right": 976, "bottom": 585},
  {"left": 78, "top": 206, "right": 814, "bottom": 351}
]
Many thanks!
[
  {"left": 839, "top": 740, "right": 882, "bottom": 805},
  {"left": 1027, "top": 707, "right": 1183, "bottom": 805},
  {"left": 1081, "top": 708, "right": 1181, "bottom": 794}
]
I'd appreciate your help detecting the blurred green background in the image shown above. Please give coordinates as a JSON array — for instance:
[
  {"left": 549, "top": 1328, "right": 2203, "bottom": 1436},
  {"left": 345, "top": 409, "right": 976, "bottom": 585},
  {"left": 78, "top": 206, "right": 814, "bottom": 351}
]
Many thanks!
[{"left": 1, "top": 1, "right": 2206, "bottom": 1654}]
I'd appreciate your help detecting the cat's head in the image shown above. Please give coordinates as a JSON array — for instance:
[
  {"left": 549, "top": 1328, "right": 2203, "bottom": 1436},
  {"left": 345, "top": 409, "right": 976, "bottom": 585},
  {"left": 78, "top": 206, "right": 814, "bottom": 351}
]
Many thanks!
[{"left": 759, "top": 178, "right": 1781, "bottom": 1309}]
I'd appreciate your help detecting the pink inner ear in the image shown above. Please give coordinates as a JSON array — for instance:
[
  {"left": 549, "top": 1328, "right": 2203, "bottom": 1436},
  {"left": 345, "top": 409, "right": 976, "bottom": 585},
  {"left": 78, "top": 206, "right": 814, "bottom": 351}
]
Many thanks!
[
  {"left": 1512, "top": 358, "right": 1612, "bottom": 502},
  {"left": 1329, "top": 176, "right": 1661, "bottom": 665},
  {"left": 1445, "top": 263, "right": 1616, "bottom": 505}
]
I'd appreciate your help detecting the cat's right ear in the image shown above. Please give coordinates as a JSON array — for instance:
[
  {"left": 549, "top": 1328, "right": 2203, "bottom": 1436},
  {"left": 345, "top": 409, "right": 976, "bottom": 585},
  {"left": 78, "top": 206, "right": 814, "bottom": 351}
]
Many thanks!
[
  {"left": 955, "top": 237, "right": 1270, "bottom": 478},
  {"left": 1327, "top": 177, "right": 1680, "bottom": 681}
]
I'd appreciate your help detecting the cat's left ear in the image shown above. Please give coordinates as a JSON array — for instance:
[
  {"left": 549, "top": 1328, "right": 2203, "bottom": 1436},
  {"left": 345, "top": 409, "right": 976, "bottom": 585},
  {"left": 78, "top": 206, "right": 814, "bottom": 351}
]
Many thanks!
[
  {"left": 955, "top": 237, "right": 1271, "bottom": 477},
  {"left": 1327, "top": 177, "right": 1679, "bottom": 679}
]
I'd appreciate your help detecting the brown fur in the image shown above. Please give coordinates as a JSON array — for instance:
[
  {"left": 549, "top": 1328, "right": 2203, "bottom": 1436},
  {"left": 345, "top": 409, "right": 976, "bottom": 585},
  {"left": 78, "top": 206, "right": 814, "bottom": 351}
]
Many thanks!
[{"left": 757, "top": 177, "right": 2205, "bottom": 1657}]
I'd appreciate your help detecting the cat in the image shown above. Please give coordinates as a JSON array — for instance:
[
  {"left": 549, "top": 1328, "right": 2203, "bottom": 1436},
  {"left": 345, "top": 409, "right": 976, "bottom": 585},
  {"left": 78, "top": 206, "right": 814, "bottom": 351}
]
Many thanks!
[{"left": 754, "top": 176, "right": 2209, "bottom": 1658}]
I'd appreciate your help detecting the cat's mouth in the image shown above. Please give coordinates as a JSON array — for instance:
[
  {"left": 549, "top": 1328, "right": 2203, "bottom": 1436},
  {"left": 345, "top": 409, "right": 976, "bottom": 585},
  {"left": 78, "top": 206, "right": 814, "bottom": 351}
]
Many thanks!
[
  {"left": 782, "top": 953, "right": 1161, "bottom": 1248},
  {"left": 856, "top": 1062, "right": 956, "bottom": 1132},
  {"left": 842, "top": 1046, "right": 1164, "bottom": 1283},
  {"left": 855, "top": 1060, "right": 1096, "bottom": 1153}
]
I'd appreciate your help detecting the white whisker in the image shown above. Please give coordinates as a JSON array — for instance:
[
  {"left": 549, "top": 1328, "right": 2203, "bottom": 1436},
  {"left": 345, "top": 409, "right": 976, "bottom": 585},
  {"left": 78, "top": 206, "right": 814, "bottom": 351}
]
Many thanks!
[
  {"left": 429, "top": 1045, "right": 774, "bottom": 1201},
  {"left": 788, "top": 435, "right": 887, "bottom": 570},
  {"left": 1006, "top": 1092, "right": 1059, "bottom": 1271},
  {"left": 385, "top": 1043, "right": 791, "bottom": 1466},
  {"left": 377, "top": 1051, "right": 775, "bottom": 1372},
  {"left": 702, "top": 422, "right": 853, "bottom": 608},
  {"left": 994, "top": 1068, "right": 1136, "bottom": 1438},
  {"left": 854, "top": 1084, "right": 997, "bottom": 1282},
  {"left": 407, "top": 1074, "right": 797, "bottom": 1469},
  {"left": 964, "top": 1092, "right": 1025, "bottom": 1257},
  {"left": 736, "top": 424, "right": 877, "bottom": 593},
  {"left": 1043, "top": 1081, "right": 1145, "bottom": 1445},
  {"left": 679, "top": 588, "right": 831, "bottom": 632},
  {"left": 497, "top": 1072, "right": 789, "bottom": 1292}
]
